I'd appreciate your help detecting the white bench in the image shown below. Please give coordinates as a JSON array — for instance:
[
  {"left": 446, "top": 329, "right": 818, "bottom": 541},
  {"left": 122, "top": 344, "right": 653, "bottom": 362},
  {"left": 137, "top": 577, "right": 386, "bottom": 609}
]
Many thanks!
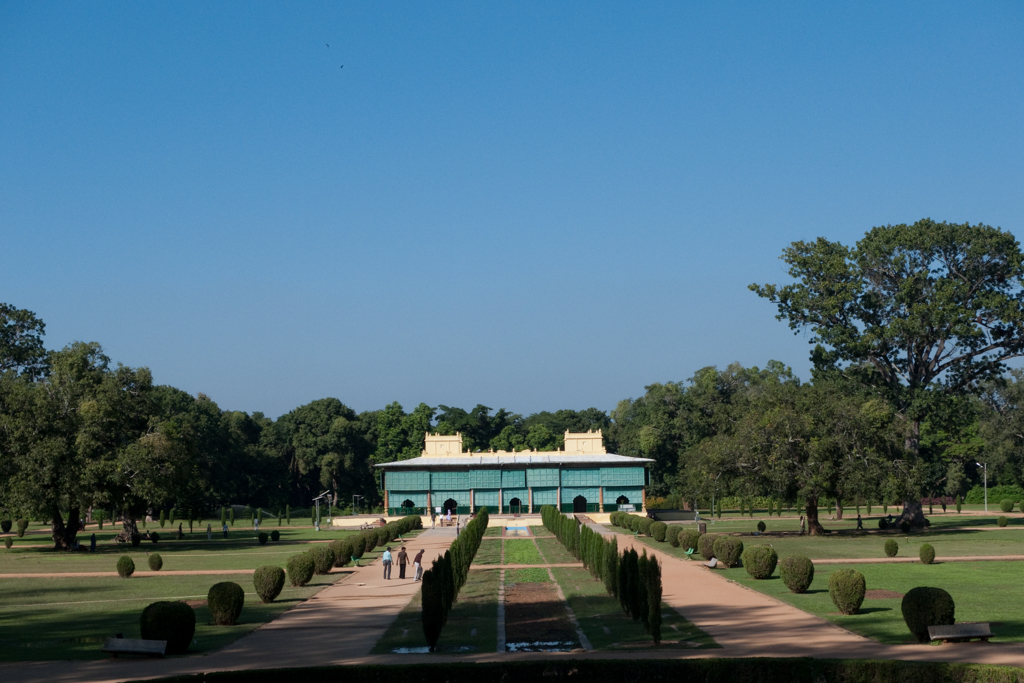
[
  {"left": 101, "top": 637, "right": 167, "bottom": 657},
  {"left": 928, "top": 623, "right": 992, "bottom": 643}
]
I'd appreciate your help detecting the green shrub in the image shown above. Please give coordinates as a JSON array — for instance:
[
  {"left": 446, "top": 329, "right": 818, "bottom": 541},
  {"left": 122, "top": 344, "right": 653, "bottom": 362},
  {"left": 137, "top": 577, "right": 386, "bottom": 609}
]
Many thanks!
[
  {"left": 254, "top": 566, "right": 286, "bottom": 603},
  {"left": 310, "top": 545, "right": 335, "bottom": 575},
  {"left": 130, "top": 533, "right": 141, "bottom": 547},
  {"left": 884, "top": 539, "right": 899, "bottom": 558},
  {"left": 901, "top": 586, "right": 955, "bottom": 643},
  {"left": 16, "top": 519, "right": 28, "bottom": 537},
  {"left": 117, "top": 555, "right": 136, "bottom": 578},
  {"left": 1000, "top": 498, "right": 1014, "bottom": 513},
  {"left": 998, "top": 516, "right": 1008, "bottom": 527},
  {"left": 207, "top": 581, "right": 245, "bottom": 625},
  {"left": 742, "top": 545, "right": 777, "bottom": 579},
  {"left": 147, "top": 553, "right": 163, "bottom": 571},
  {"left": 680, "top": 528, "right": 701, "bottom": 553},
  {"left": 651, "top": 522, "right": 667, "bottom": 542},
  {"left": 900, "top": 520, "right": 911, "bottom": 533},
  {"left": 287, "top": 553, "right": 315, "bottom": 587},
  {"left": 270, "top": 529, "right": 280, "bottom": 542},
  {"left": 712, "top": 536, "right": 743, "bottom": 567},
  {"left": 756, "top": 520, "right": 766, "bottom": 533},
  {"left": 140, "top": 601, "right": 195, "bottom": 654},
  {"left": 919, "top": 543, "right": 935, "bottom": 564},
  {"left": 698, "top": 533, "right": 717, "bottom": 561},
  {"left": 1, "top": 520, "right": 11, "bottom": 533},
  {"left": 330, "top": 538, "right": 352, "bottom": 567},
  {"left": 350, "top": 534, "right": 366, "bottom": 558},
  {"left": 4, "top": 537, "right": 12, "bottom": 549},
  {"left": 780, "top": 556, "right": 814, "bottom": 593},
  {"left": 828, "top": 568, "right": 866, "bottom": 614},
  {"left": 666, "top": 525, "right": 682, "bottom": 547},
  {"left": 637, "top": 518, "right": 653, "bottom": 536},
  {"left": 258, "top": 532, "right": 268, "bottom": 545},
  {"left": 150, "top": 531, "right": 160, "bottom": 543}
]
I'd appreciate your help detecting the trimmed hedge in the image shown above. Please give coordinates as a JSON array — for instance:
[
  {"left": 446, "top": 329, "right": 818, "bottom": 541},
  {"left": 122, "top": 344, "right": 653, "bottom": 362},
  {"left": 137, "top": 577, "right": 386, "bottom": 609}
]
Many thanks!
[
  {"left": 270, "top": 529, "right": 280, "bottom": 542},
  {"left": 148, "top": 553, "right": 163, "bottom": 571},
  {"left": 349, "top": 534, "right": 367, "bottom": 559},
  {"left": 330, "top": 538, "right": 352, "bottom": 567},
  {"left": 666, "top": 525, "right": 682, "bottom": 547},
  {"left": 829, "top": 568, "right": 866, "bottom": 614},
  {"left": 0, "top": 520, "right": 10, "bottom": 533},
  {"left": 140, "top": 601, "right": 195, "bottom": 654},
  {"left": 651, "top": 521, "right": 667, "bottom": 542},
  {"left": 117, "top": 555, "right": 136, "bottom": 578},
  {"left": 16, "top": 519, "right": 28, "bottom": 537},
  {"left": 780, "top": 556, "right": 814, "bottom": 593},
  {"left": 698, "top": 533, "right": 717, "bottom": 561},
  {"left": 998, "top": 516, "right": 1008, "bottom": 527},
  {"left": 901, "top": 586, "right": 955, "bottom": 643},
  {"left": 680, "top": 528, "right": 701, "bottom": 554},
  {"left": 742, "top": 545, "right": 777, "bottom": 579},
  {"left": 884, "top": 539, "right": 898, "bottom": 558},
  {"left": 712, "top": 536, "right": 743, "bottom": 567},
  {"left": 258, "top": 532, "right": 268, "bottom": 545},
  {"left": 287, "top": 553, "right": 315, "bottom": 587},
  {"left": 919, "top": 543, "right": 935, "bottom": 565},
  {"left": 4, "top": 537, "right": 11, "bottom": 549},
  {"left": 756, "top": 520, "right": 766, "bottom": 533},
  {"left": 254, "top": 566, "right": 286, "bottom": 603},
  {"left": 999, "top": 498, "right": 1014, "bottom": 513},
  {"left": 208, "top": 581, "right": 245, "bottom": 625},
  {"left": 310, "top": 545, "right": 335, "bottom": 574}
]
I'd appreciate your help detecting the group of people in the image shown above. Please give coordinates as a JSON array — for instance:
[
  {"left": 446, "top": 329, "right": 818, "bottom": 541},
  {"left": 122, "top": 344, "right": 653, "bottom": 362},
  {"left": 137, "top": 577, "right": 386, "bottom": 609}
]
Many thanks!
[{"left": 381, "top": 545, "right": 425, "bottom": 581}]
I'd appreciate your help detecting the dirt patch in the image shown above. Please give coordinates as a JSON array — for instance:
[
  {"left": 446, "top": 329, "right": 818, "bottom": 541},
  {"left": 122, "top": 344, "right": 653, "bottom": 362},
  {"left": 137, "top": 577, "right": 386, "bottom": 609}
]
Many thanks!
[
  {"left": 504, "top": 582, "right": 578, "bottom": 646},
  {"left": 184, "top": 599, "right": 208, "bottom": 608},
  {"left": 865, "top": 590, "right": 904, "bottom": 599}
]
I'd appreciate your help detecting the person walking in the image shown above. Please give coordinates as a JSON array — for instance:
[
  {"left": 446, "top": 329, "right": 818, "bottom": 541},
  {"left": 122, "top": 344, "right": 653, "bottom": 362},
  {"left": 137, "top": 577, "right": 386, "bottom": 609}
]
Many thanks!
[
  {"left": 382, "top": 546, "right": 393, "bottom": 580},
  {"left": 206, "top": 524, "right": 212, "bottom": 540},
  {"left": 222, "top": 521, "right": 229, "bottom": 538},
  {"left": 799, "top": 516, "right": 806, "bottom": 536},
  {"left": 397, "top": 546, "right": 408, "bottom": 579},
  {"left": 430, "top": 512, "right": 436, "bottom": 529},
  {"left": 413, "top": 548, "right": 425, "bottom": 581},
  {"left": 177, "top": 522, "right": 184, "bottom": 540},
  {"left": 856, "top": 514, "right": 864, "bottom": 531}
]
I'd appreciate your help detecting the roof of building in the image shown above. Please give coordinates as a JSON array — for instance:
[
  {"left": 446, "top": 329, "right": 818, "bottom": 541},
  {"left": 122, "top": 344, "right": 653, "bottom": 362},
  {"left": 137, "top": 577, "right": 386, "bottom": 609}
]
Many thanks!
[{"left": 375, "top": 453, "right": 654, "bottom": 469}]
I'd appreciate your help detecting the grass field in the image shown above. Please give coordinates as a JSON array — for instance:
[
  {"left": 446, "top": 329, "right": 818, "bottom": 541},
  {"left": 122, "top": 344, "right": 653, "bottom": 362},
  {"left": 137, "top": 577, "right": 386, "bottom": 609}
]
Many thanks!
[
  {"left": 535, "top": 537, "right": 577, "bottom": 564},
  {"left": 722, "top": 560, "right": 1024, "bottom": 644},
  {"left": 0, "top": 572, "right": 341, "bottom": 661},
  {"left": 473, "top": 539, "right": 502, "bottom": 565},
  {"left": 502, "top": 539, "right": 543, "bottom": 565}
]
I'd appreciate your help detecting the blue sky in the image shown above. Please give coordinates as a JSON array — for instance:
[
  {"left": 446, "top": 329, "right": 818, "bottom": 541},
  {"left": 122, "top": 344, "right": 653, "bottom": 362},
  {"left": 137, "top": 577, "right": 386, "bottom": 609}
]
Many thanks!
[{"left": 2, "top": 3, "right": 1022, "bottom": 418}]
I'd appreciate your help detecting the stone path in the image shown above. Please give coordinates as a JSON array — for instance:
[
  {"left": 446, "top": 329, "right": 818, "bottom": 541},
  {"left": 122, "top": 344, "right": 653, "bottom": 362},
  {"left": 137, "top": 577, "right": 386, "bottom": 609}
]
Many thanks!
[{"left": 0, "top": 570, "right": 258, "bottom": 578}]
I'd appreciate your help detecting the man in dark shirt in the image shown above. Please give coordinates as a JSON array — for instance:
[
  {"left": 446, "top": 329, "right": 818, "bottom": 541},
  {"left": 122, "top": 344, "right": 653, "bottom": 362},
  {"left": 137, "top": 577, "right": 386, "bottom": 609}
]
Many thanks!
[
  {"left": 413, "top": 548, "right": 425, "bottom": 581},
  {"left": 397, "top": 546, "right": 409, "bottom": 579}
]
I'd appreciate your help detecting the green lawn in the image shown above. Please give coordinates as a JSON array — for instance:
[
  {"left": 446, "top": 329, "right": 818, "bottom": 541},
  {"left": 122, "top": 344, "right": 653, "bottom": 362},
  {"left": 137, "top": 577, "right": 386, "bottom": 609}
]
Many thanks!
[
  {"left": 639, "top": 512, "right": 1022, "bottom": 536},
  {"left": 483, "top": 526, "right": 503, "bottom": 537},
  {"left": 505, "top": 567, "right": 549, "bottom": 584},
  {"left": 550, "top": 567, "right": 717, "bottom": 651},
  {"left": 473, "top": 539, "right": 502, "bottom": 565},
  {"left": 371, "top": 568, "right": 500, "bottom": 654},
  {"left": 534, "top": 537, "right": 577, "bottom": 564},
  {"left": 529, "top": 525, "right": 553, "bottom": 537},
  {"left": 0, "top": 572, "right": 341, "bottom": 660},
  {"left": 502, "top": 539, "right": 543, "bottom": 565},
  {"left": 722, "top": 561, "right": 1024, "bottom": 644}
]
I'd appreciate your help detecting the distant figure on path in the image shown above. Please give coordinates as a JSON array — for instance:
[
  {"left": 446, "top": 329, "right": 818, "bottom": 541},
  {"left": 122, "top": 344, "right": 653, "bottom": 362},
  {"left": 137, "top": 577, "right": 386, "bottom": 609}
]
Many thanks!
[
  {"left": 413, "top": 548, "right": 425, "bottom": 581},
  {"left": 398, "top": 546, "right": 408, "bottom": 579},
  {"left": 222, "top": 522, "right": 229, "bottom": 538},
  {"left": 382, "top": 546, "right": 393, "bottom": 580},
  {"left": 856, "top": 514, "right": 864, "bottom": 531},
  {"left": 446, "top": 509, "right": 452, "bottom": 524},
  {"left": 430, "top": 512, "right": 436, "bottom": 529},
  {"left": 90, "top": 533, "right": 96, "bottom": 552},
  {"left": 799, "top": 516, "right": 805, "bottom": 536},
  {"left": 207, "top": 524, "right": 212, "bottom": 540},
  {"left": 178, "top": 523, "right": 184, "bottom": 540}
]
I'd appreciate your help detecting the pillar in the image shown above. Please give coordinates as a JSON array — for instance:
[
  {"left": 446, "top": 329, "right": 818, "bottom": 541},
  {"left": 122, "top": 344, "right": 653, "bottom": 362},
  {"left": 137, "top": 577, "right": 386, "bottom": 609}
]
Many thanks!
[
  {"left": 599, "top": 486, "right": 604, "bottom": 513},
  {"left": 557, "top": 486, "right": 561, "bottom": 513},
  {"left": 470, "top": 489, "right": 474, "bottom": 513},
  {"left": 528, "top": 488, "right": 533, "bottom": 514},
  {"left": 498, "top": 488, "right": 503, "bottom": 514},
  {"left": 427, "top": 491, "right": 432, "bottom": 515},
  {"left": 384, "top": 489, "right": 389, "bottom": 512},
  {"left": 641, "top": 487, "right": 646, "bottom": 512}
]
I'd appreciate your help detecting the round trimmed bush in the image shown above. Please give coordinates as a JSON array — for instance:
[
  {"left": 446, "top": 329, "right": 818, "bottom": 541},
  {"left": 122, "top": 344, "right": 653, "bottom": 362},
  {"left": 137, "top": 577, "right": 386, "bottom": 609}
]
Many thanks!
[
  {"left": 0, "top": 520, "right": 11, "bottom": 533},
  {"left": 756, "top": 520, "right": 766, "bottom": 533},
  {"left": 16, "top": 519, "right": 28, "bottom": 537},
  {"left": 742, "top": 545, "right": 777, "bottom": 579},
  {"left": 681, "top": 528, "right": 701, "bottom": 553},
  {"left": 900, "top": 520, "right": 911, "bottom": 533},
  {"left": 148, "top": 553, "right": 163, "bottom": 571},
  {"left": 828, "top": 568, "right": 866, "bottom": 615},
  {"left": 666, "top": 525, "right": 682, "bottom": 547},
  {"left": 254, "top": 565, "right": 285, "bottom": 603},
  {"left": 258, "top": 532, "right": 268, "bottom": 545},
  {"left": 330, "top": 538, "right": 352, "bottom": 567},
  {"left": 350, "top": 534, "right": 366, "bottom": 558},
  {"left": 998, "top": 516, "right": 1008, "bottom": 527},
  {"left": 117, "top": 555, "right": 136, "bottom": 578},
  {"left": 140, "top": 601, "right": 195, "bottom": 654},
  {"left": 287, "top": 553, "right": 315, "bottom": 587},
  {"left": 884, "top": 539, "right": 899, "bottom": 558},
  {"left": 150, "top": 531, "right": 160, "bottom": 543},
  {"left": 780, "top": 556, "right": 814, "bottom": 593},
  {"left": 270, "top": 529, "right": 280, "bottom": 542},
  {"left": 877, "top": 518, "right": 888, "bottom": 530},
  {"left": 310, "top": 545, "right": 334, "bottom": 574},
  {"left": 1000, "top": 498, "right": 1014, "bottom": 513},
  {"left": 4, "top": 537, "right": 12, "bottom": 549},
  {"left": 361, "top": 531, "right": 378, "bottom": 551},
  {"left": 638, "top": 518, "right": 653, "bottom": 536},
  {"left": 919, "top": 543, "right": 935, "bottom": 564},
  {"left": 901, "top": 586, "right": 955, "bottom": 643},
  {"left": 207, "top": 581, "right": 245, "bottom": 625},
  {"left": 651, "top": 521, "right": 667, "bottom": 542},
  {"left": 130, "top": 533, "right": 141, "bottom": 548},
  {"left": 698, "top": 533, "right": 717, "bottom": 561},
  {"left": 712, "top": 536, "right": 744, "bottom": 567}
]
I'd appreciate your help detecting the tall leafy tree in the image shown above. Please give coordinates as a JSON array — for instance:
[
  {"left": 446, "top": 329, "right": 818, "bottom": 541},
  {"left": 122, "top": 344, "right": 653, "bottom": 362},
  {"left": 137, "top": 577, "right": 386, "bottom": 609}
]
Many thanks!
[
  {"left": 752, "top": 219, "right": 1024, "bottom": 524},
  {"left": 0, "top": 303, "right": 49, "bottom": 379}
]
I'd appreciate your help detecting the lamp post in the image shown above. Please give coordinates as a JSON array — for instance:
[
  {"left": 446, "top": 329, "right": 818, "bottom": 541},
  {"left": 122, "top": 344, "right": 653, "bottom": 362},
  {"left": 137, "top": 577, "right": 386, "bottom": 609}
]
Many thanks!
[
  {"left": 312, "top": 490, "right": 330, "bottom": 531},
  {"left": 975, "top": 462, "right": 988, "bottom": 513}
]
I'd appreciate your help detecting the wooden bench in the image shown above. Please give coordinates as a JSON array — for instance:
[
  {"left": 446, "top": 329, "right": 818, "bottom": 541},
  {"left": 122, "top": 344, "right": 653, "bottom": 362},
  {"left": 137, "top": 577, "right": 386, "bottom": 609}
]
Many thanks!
[
  {"left": 101, "top": 637, "right": 167, "bottom": 657},
  {"left": 928, "top": 623, "right": 993, "bottom": 643}
]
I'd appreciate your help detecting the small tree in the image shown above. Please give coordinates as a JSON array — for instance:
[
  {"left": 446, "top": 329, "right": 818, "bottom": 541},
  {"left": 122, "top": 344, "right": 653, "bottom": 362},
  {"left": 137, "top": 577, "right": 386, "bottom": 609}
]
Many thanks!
[
  {"left": 286, "top": 505, "right": 291, "bottom": 525},
  {"left": 230, "top": 508, "right": 235, "bottom": 527},
  {"left": 645, "top": 553, "right": 662, "bottom": 645},
  {"left": 159, "top": 509, "right": 166, "bottom": 528}
]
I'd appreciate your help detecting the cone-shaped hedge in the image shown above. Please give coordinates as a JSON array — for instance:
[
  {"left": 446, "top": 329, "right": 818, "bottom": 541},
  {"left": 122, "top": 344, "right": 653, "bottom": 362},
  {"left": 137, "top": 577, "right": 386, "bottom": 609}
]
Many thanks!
[{"left": 254, "top": 566, "right": 285, "bottom": 603}]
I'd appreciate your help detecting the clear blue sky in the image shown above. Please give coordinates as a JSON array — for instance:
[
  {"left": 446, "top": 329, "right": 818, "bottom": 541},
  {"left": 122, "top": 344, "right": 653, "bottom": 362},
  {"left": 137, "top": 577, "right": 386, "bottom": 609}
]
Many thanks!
[{"left": 2, "top": 3, "right": 1022, "bottom": 418}]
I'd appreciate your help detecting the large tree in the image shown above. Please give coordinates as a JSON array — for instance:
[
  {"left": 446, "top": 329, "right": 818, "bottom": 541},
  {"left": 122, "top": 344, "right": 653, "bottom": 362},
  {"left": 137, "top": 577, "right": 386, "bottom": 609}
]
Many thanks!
[
  {"left": 0, "top": 303, "right": 48, "bottom": 379},
  {"left": 752, "top": 219, "right": 1024, "bottom": 524}
]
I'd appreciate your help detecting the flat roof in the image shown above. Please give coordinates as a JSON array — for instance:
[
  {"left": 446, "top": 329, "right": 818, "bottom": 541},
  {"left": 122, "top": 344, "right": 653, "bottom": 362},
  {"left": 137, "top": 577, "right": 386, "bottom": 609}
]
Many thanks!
[{"left": 375, "top": 453, "right": 653, "bottom": 468}]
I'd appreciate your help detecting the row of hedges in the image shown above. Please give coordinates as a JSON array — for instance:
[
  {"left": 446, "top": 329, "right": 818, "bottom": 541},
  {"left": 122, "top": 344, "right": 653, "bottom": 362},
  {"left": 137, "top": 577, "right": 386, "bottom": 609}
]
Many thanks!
[
  {"left": 965, "top": 484, "right": 1024, "bottom": 505},
  {"left": 543, "top": 506, "right": 662, "bottom": 645},
  {"left": 421, "top": 508, "right": 489, "bottom": 650},
  {"left": 126, "top": 657, "right": 1024, "bottom": 683},
  {"left": 609, "top": 511, "right": 652, "bottom": 535}
]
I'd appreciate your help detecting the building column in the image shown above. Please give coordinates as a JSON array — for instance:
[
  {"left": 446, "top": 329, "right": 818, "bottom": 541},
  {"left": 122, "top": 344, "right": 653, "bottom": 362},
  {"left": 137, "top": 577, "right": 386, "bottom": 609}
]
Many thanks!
[
  {"left": 599, "top": 486, "right": 604, "bottom": 513},
  {"left": 641, "top": 487, "right": 646, "bottom": 512},
  {"left": 557, "top": 486, "right": 561, "bottom": 513},
  {"left": 427, "top": 491, "right": 432, "bottom": 515},
  {"left": 498, "top": 488, "right": 503, "bottom": 514},
  {"left": 384, "top": 489, "right": 389, "bottom": 512},
  {"left": 470, "top": 489, "right": 474, "bottom": 513},
  {"left": 528, "top": 488, "right": 533, "bottom": 514}
]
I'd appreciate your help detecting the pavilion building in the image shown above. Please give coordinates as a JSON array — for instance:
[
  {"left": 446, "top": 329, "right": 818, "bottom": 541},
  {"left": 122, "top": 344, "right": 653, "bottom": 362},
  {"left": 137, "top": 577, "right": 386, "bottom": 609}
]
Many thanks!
[{"left": 376, "top": 430, "right": 653, "bottom": 515}]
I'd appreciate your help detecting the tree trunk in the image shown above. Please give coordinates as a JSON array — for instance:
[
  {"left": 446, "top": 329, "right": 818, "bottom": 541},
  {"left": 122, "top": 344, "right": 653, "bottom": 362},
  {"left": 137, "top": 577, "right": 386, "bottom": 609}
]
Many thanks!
[
  {"left": 898, "top": 419, "right": 927, "bottom": 527},
  {"left": 51, "top": 505, "right": 81, "bottom": 550},
  {"left": 805, "top": 497, "right": 826, "bottom": 535},
  {"left": 115, "top": 514, "right": 139, "bottom": 543},
  {"left": 835, "top": 499, "right": 844, "bottom": 520}
]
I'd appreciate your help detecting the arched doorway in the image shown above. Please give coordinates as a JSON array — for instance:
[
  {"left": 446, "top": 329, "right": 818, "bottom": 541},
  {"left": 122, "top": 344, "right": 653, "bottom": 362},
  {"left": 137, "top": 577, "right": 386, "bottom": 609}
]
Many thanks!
[
  {"left": 616, "top": 495, "right": 630, "bottom": 505},
  {"left": 401, "top": 499, "right": 415, "bottom": 510},
  {"left": 573, "top": 495, "right": 588, "bottom": 513},
  {"left": 442, "top": 498, "right": 458, "bottom": 515},
  {"left": 508, "top": 497, "right": 522, "bottom": 516}
]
